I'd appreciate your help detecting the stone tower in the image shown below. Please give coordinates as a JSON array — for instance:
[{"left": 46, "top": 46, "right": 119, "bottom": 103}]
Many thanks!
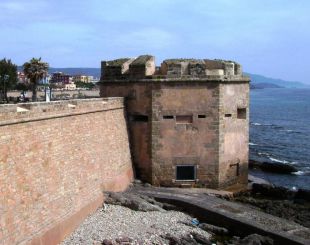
[{"left": 99, "top": 55, "right": 250, "bottom": 189}]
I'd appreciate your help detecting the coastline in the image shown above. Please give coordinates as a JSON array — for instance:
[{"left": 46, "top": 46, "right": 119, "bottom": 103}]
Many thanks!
[{"left": 62, "top": 183, "right": 310, "bottom": 244}]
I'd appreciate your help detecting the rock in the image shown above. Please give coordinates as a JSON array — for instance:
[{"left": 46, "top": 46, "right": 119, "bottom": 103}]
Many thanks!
[
  {"left": 249, "top": 159, "right": 298, "bottom": 174},
  {"left": 104, "top": 192, "right": 164, "bottom": 212},
  {"left": 143, "top": 183, "right": 152, "bottom": 187},
  {"left": 102, "top": 239, "right": 113, "bottom": 245},
  {"left": 295, "top": 188, "right": 310, "bottom": 201},
  {"left": 115, "top": 237, "right": 133, "bottom": 244},
  {"left": 161, "top": 202, "right": 179, "bottom": 211},
  {"left": 165, "top": 233, "right": 198, "bottom": 245},
  {"left": 164, "top": 230, "right": 212, "bottom": 244},
  {"left": 191, "top": 232, "right": 212, "bottom": 244},
  {"left": 252, "top": 184, "right": 295, "bottom": 199},
  {"left": 229, "top": 234, "right": 273, "bottom": 245},
  {"left": 133, "top": 179, "right": 142, "bottom": 185},
  {"left": 248, "top": 174, "right": 271, "bottom": 186},
  {"left": 198, "top": 223, "right": 229, "bottom": 236}
]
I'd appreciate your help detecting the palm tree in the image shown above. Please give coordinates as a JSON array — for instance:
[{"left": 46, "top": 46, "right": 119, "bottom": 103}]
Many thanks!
[{"left": 23, "top": 58, "right": 49, "bottom": 102}]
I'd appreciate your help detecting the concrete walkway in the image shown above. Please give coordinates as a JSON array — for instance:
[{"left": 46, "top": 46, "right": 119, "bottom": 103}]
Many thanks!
[{"left": 129, "top": 186, "right": 310, "bottom": 245}]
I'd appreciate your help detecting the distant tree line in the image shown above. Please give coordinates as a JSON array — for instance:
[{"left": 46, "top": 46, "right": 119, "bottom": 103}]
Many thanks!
[
  {"left": 74, "top": 80, "right": 95, "bottom": 89},
  {"left": 0, "top": 58, "right": 18, "bottom": 102}
]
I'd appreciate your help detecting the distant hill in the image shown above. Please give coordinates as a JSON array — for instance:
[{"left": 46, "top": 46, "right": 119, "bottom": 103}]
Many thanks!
[
  {"left": 245, "top": 73, "right": 309, "bottom": 88},
  {"left": 250, "top": 83, "right": 283, "bottom": 89},
  {"left": 17, "top": 66, "right": 309, "bottom": 88}
]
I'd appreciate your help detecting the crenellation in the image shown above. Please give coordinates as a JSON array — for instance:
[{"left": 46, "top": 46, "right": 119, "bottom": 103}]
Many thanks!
[
  {"left": 129, "top": 55, "right": 155, "bottom": 78},
  {"left": 100, "top": 55, "right": 247, "bottom": 81}
]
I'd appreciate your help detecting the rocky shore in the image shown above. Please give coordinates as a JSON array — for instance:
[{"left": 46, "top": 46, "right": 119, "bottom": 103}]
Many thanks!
[
  {"left": 231, "top": 182, "right": 310, "bottom": 228},
  {"left": 249, "top": 159, "right": 298, "bottom": 174},
  {"left": 62, "top": 191, "right": 275, "bottom": 245}
]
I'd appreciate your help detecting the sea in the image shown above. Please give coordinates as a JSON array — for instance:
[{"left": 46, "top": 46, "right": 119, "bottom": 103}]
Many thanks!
[{"left": 250, "top": 88, "right": 310, "bottom": 190}]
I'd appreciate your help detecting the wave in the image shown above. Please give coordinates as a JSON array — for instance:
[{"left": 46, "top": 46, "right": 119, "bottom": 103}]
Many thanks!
[
  {"left": 251, "top": 122, "right": 262, "bottom": 126},
  {"left": 257, "top": 152, "right": 271, "bottom": 157},
  {"left": 251, "top": 122, "right": 287, "bottom": 130},
  {"left": 251, "top": 122, "right": 274, "bottom": 126},
  {"left": 249, "top": 142, "right": 258, "bottom": 146},
  {"left": 279, "top": 129, "right": 302, "bottom": 134},
  {"left": 268, "top": 157, "right": 290, "bottom": 164},
  {"left": 292, "top": 170, "right": 310, "bottom": 176},
  {"left": 293, "top": 171, "right": 305, "bottom": 176}
]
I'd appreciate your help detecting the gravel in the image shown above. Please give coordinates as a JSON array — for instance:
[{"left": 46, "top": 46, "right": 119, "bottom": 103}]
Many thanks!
[{"left": 61, "top": 204, "right": 212, "bottom": 245}]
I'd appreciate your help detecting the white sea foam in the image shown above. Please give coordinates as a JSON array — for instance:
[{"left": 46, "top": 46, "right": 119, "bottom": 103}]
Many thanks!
[
  {"left": 249, "top": 142, "right": 258, "bottom": 146},
  {"left": 268, "top": 157, "right": 289, "bottom": 164},
  {"left": 258, "top": 152, "right": 270, "bottom": 157},
  {"left": 251, "top": 123, "right": 262, "bottom": 126},
  {"left": 280, "top": 129, "right": 294, "bottom": 132},
  {"left": 292, "top": 171, "right": 304, "bottom": 176},
  {"left": 251, "top": 122, "right": 274, "bottom": 127}
]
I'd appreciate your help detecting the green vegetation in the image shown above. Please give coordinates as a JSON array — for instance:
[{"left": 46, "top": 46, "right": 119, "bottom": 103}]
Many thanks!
[
  {"left": 74, "top": 81, "right": 95, "bottom": 89},
  {"left": 0, "top": 58, "right": 18, "bottom": 102},
  {"left": 23, "top": 58, "right": 49, "bottom": 101}
]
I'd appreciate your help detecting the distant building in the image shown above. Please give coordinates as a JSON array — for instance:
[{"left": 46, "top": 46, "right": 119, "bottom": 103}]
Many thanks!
[
  {"left": 64, "top": 83, "right": 76, "bottom": 90},
  {"left": 51, "top": 72, "right": 71, "bottom": 85},
  {"left": 73, "top": 75, "right": 93, "bottom": 83},
  {"left": 99, "top": 55, "right": 250, "bottom": 189}
]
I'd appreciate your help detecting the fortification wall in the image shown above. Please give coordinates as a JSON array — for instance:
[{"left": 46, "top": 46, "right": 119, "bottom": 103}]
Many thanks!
[
  {"left": 100, "top": 83, "right": 153, "bottom": 182},
  {"left": 0, "top": 98, "right": 133, "bottom": 245}
]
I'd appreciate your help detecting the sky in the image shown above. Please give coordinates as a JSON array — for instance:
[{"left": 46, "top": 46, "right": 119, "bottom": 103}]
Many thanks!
[{"left": 0, "top": 0, "right": 309, "bottom": 83}]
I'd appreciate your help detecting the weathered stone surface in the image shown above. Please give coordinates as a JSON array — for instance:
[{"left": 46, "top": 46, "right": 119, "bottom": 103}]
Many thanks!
[
  {"left": 198, "top": 223, "right": 229, "bottom": 235},
  {"left": 104, "top": 192, "right": 164, "bottom": 212},
  {"left": 164, "top": 232, "right": 212, "bottom": 245},
  {"left": 229, "top": 234, "right": 273, "bottom": 245}
]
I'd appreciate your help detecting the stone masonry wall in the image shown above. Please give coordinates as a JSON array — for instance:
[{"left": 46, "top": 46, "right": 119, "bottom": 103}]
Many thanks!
[
  {"left": 0, "top": 98, "right": 133, "bottom": 245},
  {"left": 218, "top": 83, "right": 249, "bottom": 188},
  {"left": 100, "top": 83, "right": 152, "bottom": 182},
  {"left": 151, "top": 82, "right": 220, "bottom": 187}
]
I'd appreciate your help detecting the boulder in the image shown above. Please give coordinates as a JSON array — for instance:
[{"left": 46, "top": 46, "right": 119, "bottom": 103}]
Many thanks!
[
  {"left": 198, "top": 223, "right": 229, "bottom": 236},
  {"left": 104, "top": 192, "right": 164, "bottom": 212},
  {"left": 295, "top": 188, "right": 310, "bottom": 201},
  {"left": 252, "top": 184, "right": 296, "bottom": 199},
  {"left": 249, "top": 159, "right": 298, "bottom": 174},
  {"left": 229, "top": 234, "right": 273, "bottom": 245}
]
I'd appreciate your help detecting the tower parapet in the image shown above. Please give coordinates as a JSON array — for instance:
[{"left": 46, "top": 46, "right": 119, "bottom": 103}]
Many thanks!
[{"left": 101, "top": 55, "right": 245, "bottom": 81}]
